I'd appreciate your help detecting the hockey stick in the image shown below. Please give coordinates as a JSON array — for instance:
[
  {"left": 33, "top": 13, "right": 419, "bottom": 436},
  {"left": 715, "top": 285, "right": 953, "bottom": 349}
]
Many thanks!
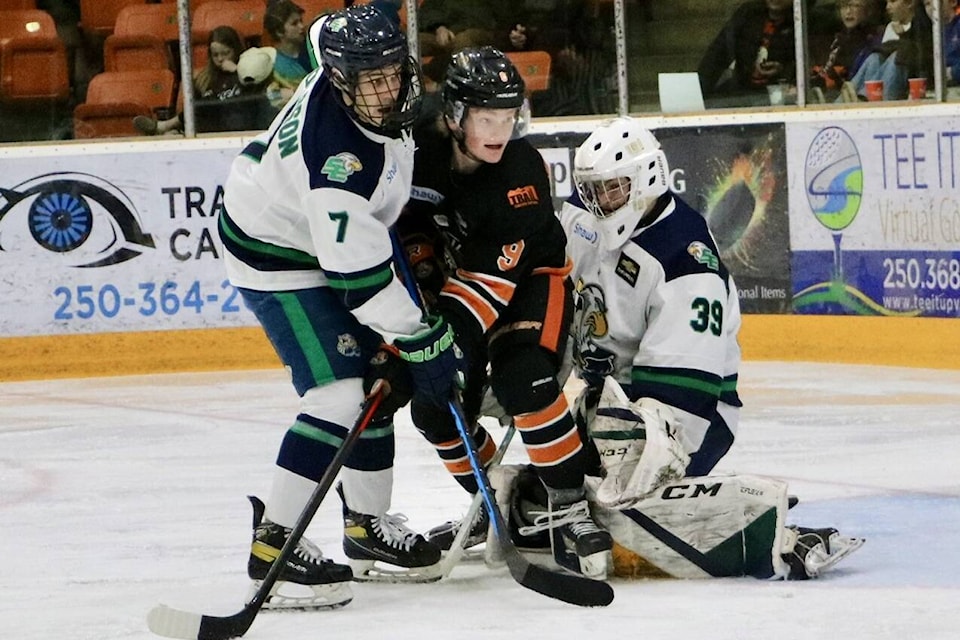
[
  {"left": 448, "top": 395, "right": 614, "bottom": 607},
  {"left": 435, "top": 420, "right": 516, "bottom": 578},
  {"left": 147, "top": 391, "right": 385, "bottom": 640}
]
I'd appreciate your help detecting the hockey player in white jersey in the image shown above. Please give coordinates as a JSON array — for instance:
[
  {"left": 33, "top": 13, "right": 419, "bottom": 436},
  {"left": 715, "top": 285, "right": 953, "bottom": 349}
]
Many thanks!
[
  {"left": 525, "top": 116, "right": 863, "bottom": 581},
  {"left": 560, "top": 116, "right": 741, "bottom": 483},
  {"left": 218, "top": 6, "right": 462, "bottom": 606}
]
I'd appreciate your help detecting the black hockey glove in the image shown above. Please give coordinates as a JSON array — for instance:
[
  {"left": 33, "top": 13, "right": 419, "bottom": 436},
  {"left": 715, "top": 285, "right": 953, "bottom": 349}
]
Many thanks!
[
  {"left": 363, "top": 346, "right": 415, "bottom": 419},
  {"left": 394, "top": 315, "right": 463, "bottom": 406}
]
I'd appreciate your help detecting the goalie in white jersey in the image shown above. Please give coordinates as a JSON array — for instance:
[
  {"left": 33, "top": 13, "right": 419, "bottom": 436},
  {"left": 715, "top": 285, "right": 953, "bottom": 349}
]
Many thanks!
[
  {"left": 521, "top": 116, "right": 863, "bottom": 581},
  {"left": 560, "top": 116, "right": 742, "bottom": 483},
  {"left": 218, "top": 6, "right": 462, "bottom": 607}
]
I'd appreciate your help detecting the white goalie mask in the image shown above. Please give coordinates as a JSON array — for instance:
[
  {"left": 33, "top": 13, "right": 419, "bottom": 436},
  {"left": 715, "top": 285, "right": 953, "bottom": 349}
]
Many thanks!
[{"left": 574, "top": 118, "right": 669, "bottom": 251}]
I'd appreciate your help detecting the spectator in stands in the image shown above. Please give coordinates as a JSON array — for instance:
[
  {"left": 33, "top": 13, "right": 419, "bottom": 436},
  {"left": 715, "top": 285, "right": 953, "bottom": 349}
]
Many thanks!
[
  {"left": 809, "top": 0, "right": 884, "bottom": 102},
  {"left": 839, "top": 0, "right": 932, "bottom": 101},
  {"left": 697, "top": 0, "right": 797, "bottom": 107},
  {"left": 264, "top": 0, "right": 309, "bottom": 108},
  {"left": 927, "top": 0, "right": 960, "bottom": 84},
  {"left": 134, "top": 26, "right": 245, "bottom": 136}
]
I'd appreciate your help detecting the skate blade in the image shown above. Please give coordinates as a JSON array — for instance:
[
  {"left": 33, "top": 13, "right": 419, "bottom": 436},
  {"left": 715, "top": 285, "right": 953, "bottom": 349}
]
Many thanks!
[
  {"left": 347, "top": 558, "right": 444, "bottom": 583},
  {"left": 250, "top": 579, "right": 354, "bottom": 610},
  {"left": 578, "top": 550, "right": 612, "bottom": 580},
  {"left": 807, "top": 536, "right": 866, "bottom": 577}
]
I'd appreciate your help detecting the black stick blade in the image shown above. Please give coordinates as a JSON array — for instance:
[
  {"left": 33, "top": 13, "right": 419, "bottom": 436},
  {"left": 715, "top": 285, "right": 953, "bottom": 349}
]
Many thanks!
[{"left": 506, "top": 548, "right": 615, "bottom": 608}]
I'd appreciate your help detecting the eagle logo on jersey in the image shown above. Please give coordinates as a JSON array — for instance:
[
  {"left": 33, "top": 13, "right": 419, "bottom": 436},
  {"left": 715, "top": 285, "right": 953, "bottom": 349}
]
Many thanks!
[
  {"left": 321, "top": 153, "right": 363, "bottom": 183},
  {"left": 572, "top": 281, "right": 617, "bottom": 386},
  {"left": 336, "top": 333, "right": 361, "bottom": 358},
  {"left": 687, "top": 241, "right": 719, "bottom": 271}
]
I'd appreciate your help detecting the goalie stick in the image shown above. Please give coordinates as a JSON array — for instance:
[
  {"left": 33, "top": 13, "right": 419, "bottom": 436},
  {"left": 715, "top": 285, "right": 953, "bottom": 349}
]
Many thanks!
[
  {"left": 448, "top": 396, "right": 614, "bottom": 607},
  {"left": 146, "top": 391, "right": 385, "bottom": 640}
]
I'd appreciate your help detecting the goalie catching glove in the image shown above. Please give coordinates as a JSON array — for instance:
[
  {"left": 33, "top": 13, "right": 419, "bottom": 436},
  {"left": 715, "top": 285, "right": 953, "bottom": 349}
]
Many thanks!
[
  {"left": 393, "top": 315, "right": 463, "bottom": 406},
  {"left": 588, "top": 377, "right": 690, "bottom": 509}
]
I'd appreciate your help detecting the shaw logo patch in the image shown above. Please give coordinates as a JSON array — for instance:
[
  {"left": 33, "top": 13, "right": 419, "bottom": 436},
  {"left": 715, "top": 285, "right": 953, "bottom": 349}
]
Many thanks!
[
  {"left": 687, "top": 241, "right": 719, "bottom": 271},
  {"left": 615, "top": 253, "right": 640, "bottom": 287},
  {"left": 321, "top": 153, "right": 363, "bottom": 183},
  {"left": 507, "top": 185, "right": 539, "bottom": 208},
  {"left": 572, "top": 222, "right": 598, "bottom": 244}
]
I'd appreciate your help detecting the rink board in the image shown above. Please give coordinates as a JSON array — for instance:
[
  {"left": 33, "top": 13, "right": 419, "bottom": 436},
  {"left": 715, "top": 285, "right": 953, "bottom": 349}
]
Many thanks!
[{"left": 2, "top": 105, "right": 959, "bottom": 380}]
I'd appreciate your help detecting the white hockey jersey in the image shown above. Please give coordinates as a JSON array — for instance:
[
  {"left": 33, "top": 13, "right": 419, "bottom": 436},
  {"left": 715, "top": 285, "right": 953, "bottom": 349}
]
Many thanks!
[
  {"left": 220, "top": 69, "right": 425, "bottom": 342},
  {"left": 559, "top": 191, "right": 742, "bottom": 455}
]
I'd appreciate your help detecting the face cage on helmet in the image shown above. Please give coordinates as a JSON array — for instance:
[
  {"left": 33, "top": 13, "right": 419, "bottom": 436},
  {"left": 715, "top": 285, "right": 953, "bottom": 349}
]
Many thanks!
[
  {"left": 334, "top": 55, "right": 423, "bottom": 134},
  {"left": 576, "top": 176, "right": 633, "bottom": 220}
]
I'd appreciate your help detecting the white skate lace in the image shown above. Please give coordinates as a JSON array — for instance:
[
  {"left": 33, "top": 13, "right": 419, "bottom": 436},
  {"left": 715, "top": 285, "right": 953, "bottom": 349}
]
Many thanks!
[
  {"left": 517, "top": 500, "right": 599, "bottom": 537},
  {"left": 292, "top": 532, "right": 326, "bottom": 566},
  {"left": 372, "top": 513, "right": 421, "bottom": 552}
]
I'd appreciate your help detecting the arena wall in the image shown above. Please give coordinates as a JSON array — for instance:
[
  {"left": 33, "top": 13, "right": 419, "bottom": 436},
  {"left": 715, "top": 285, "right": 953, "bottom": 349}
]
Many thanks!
[{"left": 2, "top": 104, "right": 958, "bottom": 381}]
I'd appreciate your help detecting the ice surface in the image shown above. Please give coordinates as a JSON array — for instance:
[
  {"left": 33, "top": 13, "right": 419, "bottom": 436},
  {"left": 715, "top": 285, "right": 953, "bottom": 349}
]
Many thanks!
[{"left": 2, "top": 361, "right": 958, "bottom": 639}]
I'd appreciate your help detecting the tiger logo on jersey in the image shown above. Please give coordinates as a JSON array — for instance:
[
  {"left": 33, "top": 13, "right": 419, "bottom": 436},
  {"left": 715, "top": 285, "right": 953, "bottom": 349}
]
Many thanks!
[
  {"left": 572, "top": 281, "right": 616, "bottom": 384},
  {"left": 336, "top": 333, "right": 361, "bottom": 358}
]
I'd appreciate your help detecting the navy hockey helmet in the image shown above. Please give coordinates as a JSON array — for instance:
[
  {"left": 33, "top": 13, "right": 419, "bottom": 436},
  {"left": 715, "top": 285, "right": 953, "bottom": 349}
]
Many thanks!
[
  {"left": 442, "top": 47, "right": 530, "bottom": 137},
  {"left": 307, "top": 5, "right": 422, "bottom": 133}
]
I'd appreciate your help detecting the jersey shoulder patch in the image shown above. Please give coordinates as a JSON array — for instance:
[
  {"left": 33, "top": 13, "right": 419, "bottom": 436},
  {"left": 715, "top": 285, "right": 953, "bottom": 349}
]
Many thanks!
[
  {"left": 301, "top": 77, "right": 385, "bottom": 200},
  {"left": 633, "top": 195, "right": 728, "bottom": 283}
]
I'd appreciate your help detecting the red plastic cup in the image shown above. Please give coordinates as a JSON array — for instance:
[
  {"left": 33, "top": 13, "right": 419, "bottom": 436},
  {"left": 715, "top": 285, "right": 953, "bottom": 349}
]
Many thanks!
[
  {"left": 865, "top": 80, "right": 884, "bottom": 101},
  {"left": 908, "top": 78, "right": 927, "bottom": 100}
]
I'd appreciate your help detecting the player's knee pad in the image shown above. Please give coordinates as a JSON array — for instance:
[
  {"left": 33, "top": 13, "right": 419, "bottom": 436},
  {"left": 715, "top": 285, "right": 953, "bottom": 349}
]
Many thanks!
[
  {"left": 300, "top": 378, "right": 366, "bottom": 425},
  {"left": 410, "top": 398, "right": 457, "bottom": 444},
  {"left": 490, "top": 347, "right": 560, "bottom": 417}
]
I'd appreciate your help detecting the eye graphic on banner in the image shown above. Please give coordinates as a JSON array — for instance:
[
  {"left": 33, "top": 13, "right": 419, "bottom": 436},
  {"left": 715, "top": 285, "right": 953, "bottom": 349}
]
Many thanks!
[{"left": 0, "top": 172, "right": 155, "bottom": 268}]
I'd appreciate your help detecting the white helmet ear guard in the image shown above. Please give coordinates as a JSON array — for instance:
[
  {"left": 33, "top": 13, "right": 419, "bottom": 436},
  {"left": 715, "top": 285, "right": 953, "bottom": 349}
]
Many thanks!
[{"left": 574, "top": 117, "right": 669, "bottom": 251}]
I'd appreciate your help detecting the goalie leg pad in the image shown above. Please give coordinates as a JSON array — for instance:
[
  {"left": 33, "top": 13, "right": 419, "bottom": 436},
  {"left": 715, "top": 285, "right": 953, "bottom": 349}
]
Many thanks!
[{"left": 589, "top": 474, "right": 791, "bottom": 579}]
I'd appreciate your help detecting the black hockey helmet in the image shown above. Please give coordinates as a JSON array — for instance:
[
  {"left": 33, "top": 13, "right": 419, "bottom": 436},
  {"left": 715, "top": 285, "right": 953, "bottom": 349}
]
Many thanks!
[
  {"left": 443, "top": 47, "right": 526, "bottom": 118},
  {"left": 307, "top": 5, "right": 422, "bottom": 133}
]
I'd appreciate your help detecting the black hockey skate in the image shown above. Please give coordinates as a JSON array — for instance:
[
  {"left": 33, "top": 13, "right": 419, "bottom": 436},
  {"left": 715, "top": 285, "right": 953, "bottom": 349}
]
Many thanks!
[
  {"left": 338, "top": 484, "right": 442, "bottom": 583},
  {"left": 426, "top": 505, "right": 489, "bottom": 552},
  {"left": 782, "top": 525, "right": 865, "bottom": 580},
  {"left": 247, "top": 496, "right": 354, "bottom": 610},
  {"left": 517, "top": 486, "right": 613, "bottom": 579}
]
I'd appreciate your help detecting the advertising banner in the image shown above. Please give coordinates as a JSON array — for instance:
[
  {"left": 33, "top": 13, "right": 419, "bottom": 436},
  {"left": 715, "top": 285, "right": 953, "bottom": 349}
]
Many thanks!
[
  {"left": 788, "top": 118, "right": 960, "bottom": 318},
  {"left": 533, "top": 124, "right": 792, "bottom": 314},
  {"left": 0, "top": 144, "right": 258, "bottom": 337}
]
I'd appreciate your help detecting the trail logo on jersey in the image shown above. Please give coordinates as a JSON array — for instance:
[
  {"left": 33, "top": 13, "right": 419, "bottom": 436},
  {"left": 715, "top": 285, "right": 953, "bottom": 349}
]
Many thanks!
[
  {"left": 687, "top": 241, "right": 719, "bottom": 271},
  {"left": 337, "top": 333, "right": 361, "bottom": 358},
  {"left": 615, "top": 253, "right": 640, "bottom": 287},
  {"left": 321, "top": 153, "right": 363, "bottom": 183},
  {"left": 507, "top": 185, "right": 539, "bottom": 208}
]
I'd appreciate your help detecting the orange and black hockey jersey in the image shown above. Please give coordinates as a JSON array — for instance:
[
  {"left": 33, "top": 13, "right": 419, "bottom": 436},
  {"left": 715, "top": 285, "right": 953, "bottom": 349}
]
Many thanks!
[{"left": 402, "top": 125, "right": 567, "bottom": 345}]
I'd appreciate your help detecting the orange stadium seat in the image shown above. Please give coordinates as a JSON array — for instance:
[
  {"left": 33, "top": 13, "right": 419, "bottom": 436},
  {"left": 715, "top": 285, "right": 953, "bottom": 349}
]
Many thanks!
[
  {"left": 114, "top": 2, "right": 180, "bottom": 42},
  {"left": 73, "top": 69, "right": 176, "bottom": 138},
  {"left": 297, "top": 0, "right": 346, "bottom": 23},
  {"left": 0, "top": 0, "right": 37, "bottom": 10},
  {"left": 505, "top": 50, "right": 552, "bottom": 94},
  {"left": 192, "top": 0, "right": 265, "bottom": 69},
  {"left": 0, "top": 10, "right": 70, "bottom": 103},
  {"left": 79, "top": 0, "right": 146, "bottom": 37}
]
